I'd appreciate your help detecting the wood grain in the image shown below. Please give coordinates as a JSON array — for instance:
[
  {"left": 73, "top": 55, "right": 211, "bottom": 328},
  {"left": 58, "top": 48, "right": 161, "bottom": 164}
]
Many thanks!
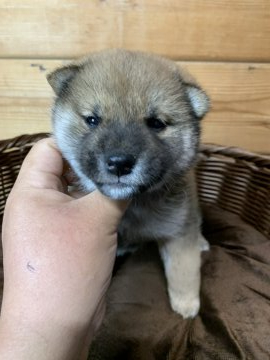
[
  {"left": 0, "top": 59, "right": 270, "bottom": 153},
  {"left": 0, "top": 0, "right": 270, "bottom": 62}
]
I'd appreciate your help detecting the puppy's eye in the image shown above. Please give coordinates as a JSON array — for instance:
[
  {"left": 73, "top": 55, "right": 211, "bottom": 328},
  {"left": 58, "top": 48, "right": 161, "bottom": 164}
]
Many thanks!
[
  {"left": 84, "top": 115, "right": 101, "bottom": 128},
  {"left": 145, "top": 117, "right": 167, "bottom": 131}
]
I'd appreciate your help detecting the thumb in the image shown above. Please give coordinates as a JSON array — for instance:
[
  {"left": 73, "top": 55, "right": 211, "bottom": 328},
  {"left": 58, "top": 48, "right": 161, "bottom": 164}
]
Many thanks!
[
  {"left": 75, "top": 190, "right": 130, "bottom": 234},
  {"left": 14, "top": 137, "right": 64, "bottom": 192}
]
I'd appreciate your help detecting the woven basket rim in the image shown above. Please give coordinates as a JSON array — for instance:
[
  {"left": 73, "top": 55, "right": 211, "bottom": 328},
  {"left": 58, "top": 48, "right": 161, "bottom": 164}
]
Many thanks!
[
  {"left": 0, "top": 133, "right": 50, "bottom": 152},
  {"left": 1, "top": 133, "right": 270, "bottom": 169},
  {"left": 1, "top": 133, "right": 269, "bottom": 238},
  {"left": 200, "top": 144, "right": 270, "bottom": 168}
]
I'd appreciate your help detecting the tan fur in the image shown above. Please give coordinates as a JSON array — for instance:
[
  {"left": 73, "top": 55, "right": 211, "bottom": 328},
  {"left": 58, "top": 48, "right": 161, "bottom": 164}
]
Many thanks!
[{"left": 47, "top": 49, "right": 210, "bottom": 318}]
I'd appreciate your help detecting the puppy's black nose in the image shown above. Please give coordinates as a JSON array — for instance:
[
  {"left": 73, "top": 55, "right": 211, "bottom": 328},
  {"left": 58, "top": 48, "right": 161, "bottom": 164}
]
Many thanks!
[{"left": 106, "top": 154, "right": 136, "bottom": 177}]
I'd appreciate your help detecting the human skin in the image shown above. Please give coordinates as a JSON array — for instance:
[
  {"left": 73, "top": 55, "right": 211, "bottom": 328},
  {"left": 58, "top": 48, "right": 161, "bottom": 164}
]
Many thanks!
[{"left": 0, "top": 138, "right": 128, "bottom": 360}]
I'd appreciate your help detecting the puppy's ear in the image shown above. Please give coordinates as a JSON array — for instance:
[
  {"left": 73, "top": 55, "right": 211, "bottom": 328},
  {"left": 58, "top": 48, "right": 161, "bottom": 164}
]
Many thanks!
[
  {"left": 47, "top": 65, "right": 80, "bottom": 96},
  {"left": 185, "top": 85, "right": 210, "bottom": 119}
]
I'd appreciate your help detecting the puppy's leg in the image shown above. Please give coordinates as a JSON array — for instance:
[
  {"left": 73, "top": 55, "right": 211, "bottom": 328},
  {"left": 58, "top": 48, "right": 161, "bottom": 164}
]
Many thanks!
[
  {"left": 159, "top": 231, "right": 204, "bottom": 318},
  {"left": 199, "top": 233, "right": 210, "bottom": 252}
]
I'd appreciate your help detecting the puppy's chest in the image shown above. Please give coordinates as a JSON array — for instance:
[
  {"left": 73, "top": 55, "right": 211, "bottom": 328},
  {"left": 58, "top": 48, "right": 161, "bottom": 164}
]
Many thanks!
[{"left": 117, "top": 197, "right": 189, "bottom": 246}]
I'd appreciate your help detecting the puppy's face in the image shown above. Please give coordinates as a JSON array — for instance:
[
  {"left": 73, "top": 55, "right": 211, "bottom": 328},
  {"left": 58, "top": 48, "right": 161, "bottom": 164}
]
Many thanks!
[{"left": 48, "top": 50, "right": 209, "bottom": 199}]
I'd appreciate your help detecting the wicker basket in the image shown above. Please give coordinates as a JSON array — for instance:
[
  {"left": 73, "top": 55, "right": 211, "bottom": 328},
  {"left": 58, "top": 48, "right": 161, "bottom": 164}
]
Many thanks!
[{"left": 0, "top": 134, "right": 270, "bottom": 238}]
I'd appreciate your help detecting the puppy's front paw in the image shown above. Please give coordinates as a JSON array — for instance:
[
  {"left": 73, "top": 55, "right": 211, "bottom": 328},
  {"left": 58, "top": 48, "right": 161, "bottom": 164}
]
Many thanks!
[
  {"left": 169, "top": 291, "right": 200, "bottom": 319},
  {"left": 199, "top": 235, "right": 210, "bottom": 252}
]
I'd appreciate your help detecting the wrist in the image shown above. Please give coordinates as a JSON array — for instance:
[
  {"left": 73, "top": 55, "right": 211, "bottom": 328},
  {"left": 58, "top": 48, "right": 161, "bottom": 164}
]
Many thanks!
[{"left": 0, "top": 312, "right": 90, "bottom": 360}]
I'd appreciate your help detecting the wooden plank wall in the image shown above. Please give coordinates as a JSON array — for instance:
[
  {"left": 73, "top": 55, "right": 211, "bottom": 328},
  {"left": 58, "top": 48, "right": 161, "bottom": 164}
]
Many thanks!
[{"left": 0, "top": 0, "right": 270, "bottom": 153}]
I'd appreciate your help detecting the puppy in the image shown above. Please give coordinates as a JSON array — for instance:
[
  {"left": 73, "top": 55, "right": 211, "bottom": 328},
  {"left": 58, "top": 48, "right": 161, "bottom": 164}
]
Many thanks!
[{"left": 47, "top": 49, "right": 210, "bottom": 318}]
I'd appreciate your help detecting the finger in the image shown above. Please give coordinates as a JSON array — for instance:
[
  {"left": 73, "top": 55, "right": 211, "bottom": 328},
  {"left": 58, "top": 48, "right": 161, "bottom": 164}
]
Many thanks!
[
  {"left": 14, "top": 138, "right": 66, "bottom": 192},
  {"left": 75, "top": 190, "right": 130, "bottom": 232}
]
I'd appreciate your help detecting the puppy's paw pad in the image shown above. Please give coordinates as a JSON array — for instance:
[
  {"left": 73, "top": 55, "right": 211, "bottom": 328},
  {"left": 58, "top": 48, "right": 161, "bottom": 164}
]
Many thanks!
[{"left": 170, "top": 293, "right": 200, "bottom": 319}]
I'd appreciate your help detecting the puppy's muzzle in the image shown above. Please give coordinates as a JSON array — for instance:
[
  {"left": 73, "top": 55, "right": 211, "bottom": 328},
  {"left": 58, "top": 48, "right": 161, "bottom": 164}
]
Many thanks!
[{"left": 106, "top": 154, "right": 136, "bottom": 177}]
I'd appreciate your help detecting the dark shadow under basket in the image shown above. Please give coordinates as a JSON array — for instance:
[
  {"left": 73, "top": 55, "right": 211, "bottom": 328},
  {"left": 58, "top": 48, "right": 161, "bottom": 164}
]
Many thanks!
[{"left": 0, "top": 133, "right": 270, "bottom": 238}]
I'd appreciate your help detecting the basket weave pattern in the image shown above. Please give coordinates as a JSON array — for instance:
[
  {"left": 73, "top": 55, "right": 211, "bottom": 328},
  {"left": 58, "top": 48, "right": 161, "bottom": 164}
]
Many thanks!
[{"left": 0, "top": 134, "right": 270, "bottom": 238}]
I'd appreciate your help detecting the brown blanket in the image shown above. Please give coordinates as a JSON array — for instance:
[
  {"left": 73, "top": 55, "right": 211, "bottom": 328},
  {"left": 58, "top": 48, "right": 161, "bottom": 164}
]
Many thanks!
[{"left": 88, "top": 204, "right": 270, "bottom": 360}]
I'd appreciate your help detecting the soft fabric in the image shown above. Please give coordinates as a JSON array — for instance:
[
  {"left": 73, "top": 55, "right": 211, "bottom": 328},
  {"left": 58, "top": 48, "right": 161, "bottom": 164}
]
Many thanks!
[{"left": 88, "top": 204, "right": 270, "bottom": 360}]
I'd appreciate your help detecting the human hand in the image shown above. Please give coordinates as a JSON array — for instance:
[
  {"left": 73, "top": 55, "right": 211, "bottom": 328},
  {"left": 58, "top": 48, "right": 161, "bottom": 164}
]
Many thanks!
[{"left": 0, "top": 138, "right": 128, "bottom": 360}]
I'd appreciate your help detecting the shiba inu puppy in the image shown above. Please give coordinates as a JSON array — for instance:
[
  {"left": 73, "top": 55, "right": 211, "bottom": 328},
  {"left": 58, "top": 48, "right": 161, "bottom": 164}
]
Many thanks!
[{"left": 47, "top": 49, "right": 210, "bottom": 318}]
